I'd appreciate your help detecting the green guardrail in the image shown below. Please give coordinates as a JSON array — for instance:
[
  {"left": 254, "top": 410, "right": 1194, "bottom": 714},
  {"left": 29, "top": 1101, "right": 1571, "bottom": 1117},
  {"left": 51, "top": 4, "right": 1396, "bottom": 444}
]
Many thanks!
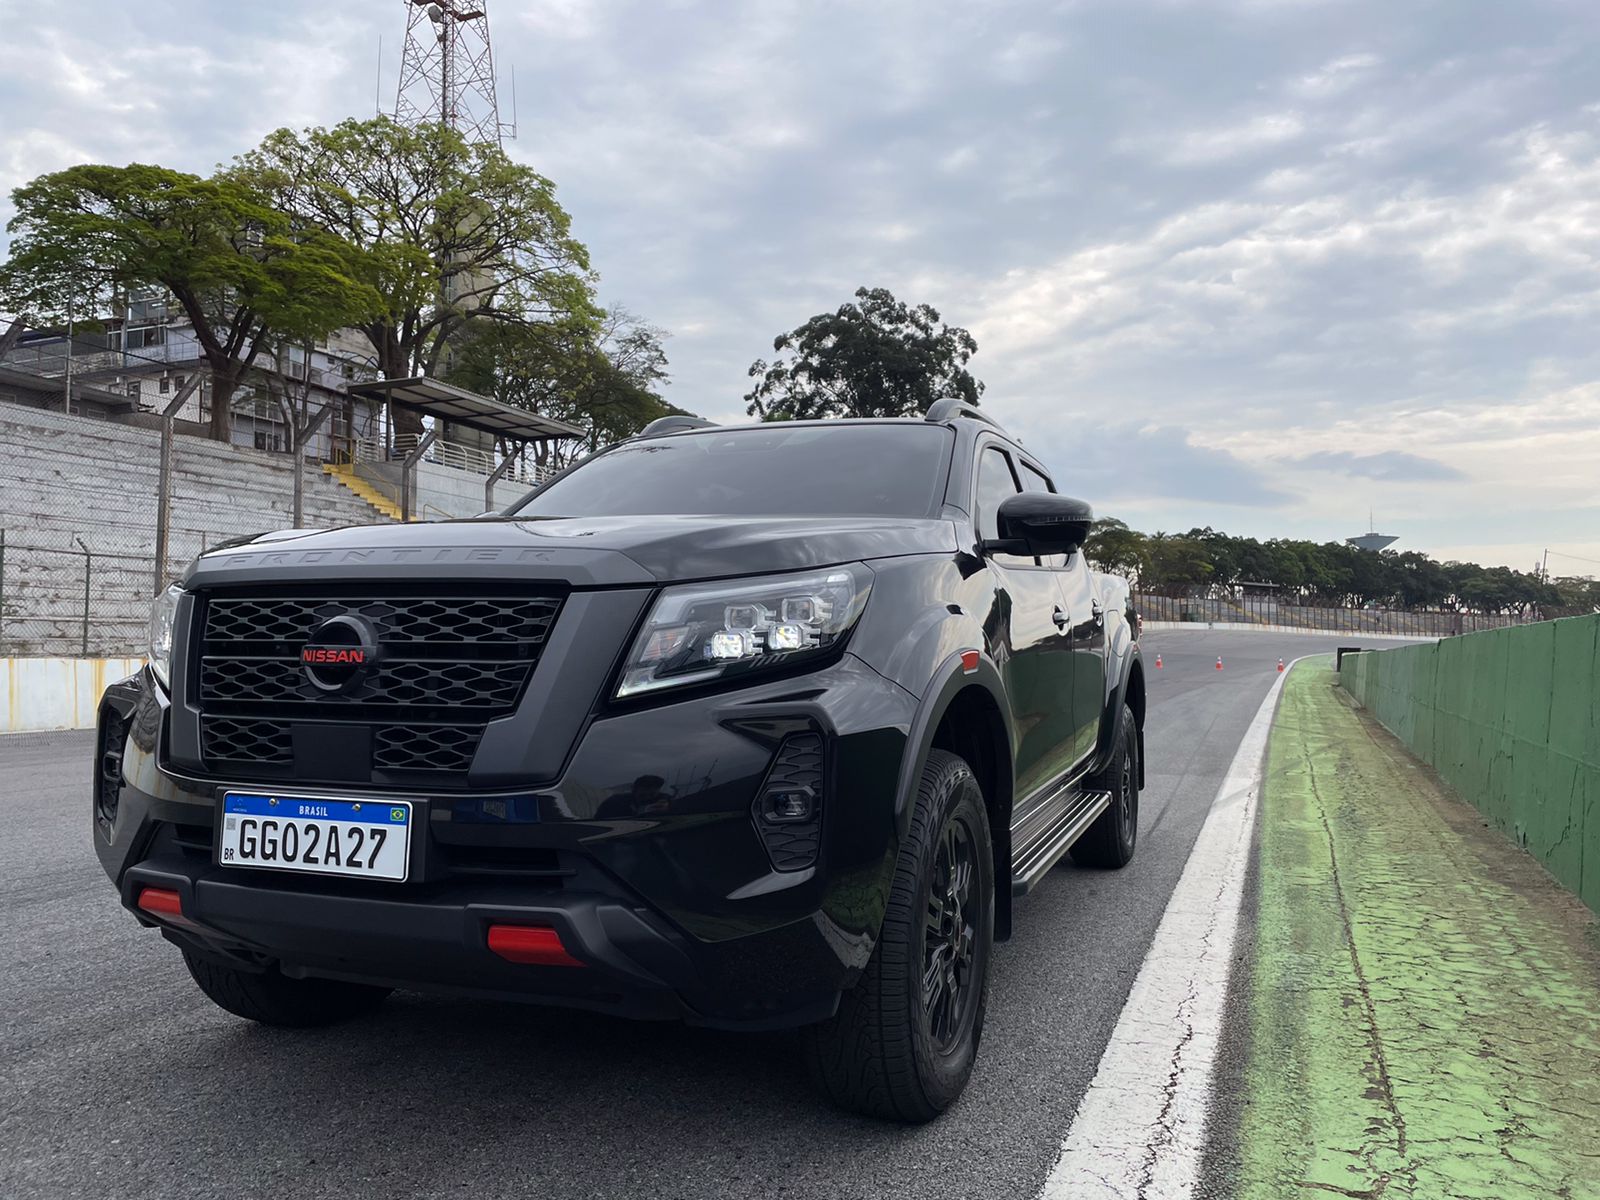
[{"left": 1338, "top": 614, "right": 1600, "bottom": 913}]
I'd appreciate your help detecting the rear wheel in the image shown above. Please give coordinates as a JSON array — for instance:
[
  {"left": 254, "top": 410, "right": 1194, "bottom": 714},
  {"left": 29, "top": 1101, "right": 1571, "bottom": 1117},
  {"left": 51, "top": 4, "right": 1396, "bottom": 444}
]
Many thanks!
[
  {"left": 803, "top": 749, "right": 994, "bottom": 1122},
  {"left": 183, "top": 951, "right": 391, "bottom": 1028},
  {"left": 1071, "top": 704, "right": 1139, "bottom": 869}
]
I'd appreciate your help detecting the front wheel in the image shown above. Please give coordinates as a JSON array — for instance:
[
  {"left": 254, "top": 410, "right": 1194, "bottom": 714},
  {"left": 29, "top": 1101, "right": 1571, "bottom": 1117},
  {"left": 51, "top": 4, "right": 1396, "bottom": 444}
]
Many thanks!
[
  {"left": 1071, "top": 703, "right": 1139, "bottom": 869},
  {"left": 803, "top": 749, "right": 994, "bottom": 1122}
]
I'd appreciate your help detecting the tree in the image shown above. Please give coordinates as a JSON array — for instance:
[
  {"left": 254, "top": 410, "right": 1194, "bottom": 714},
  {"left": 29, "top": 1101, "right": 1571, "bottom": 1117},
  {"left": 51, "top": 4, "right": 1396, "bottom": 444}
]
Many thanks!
[
  {"left": 745, "top": 286, "right": 982, "bottom": 421},
  {"left": 446, "top": 305, "right": 681, "bottom": 469},
  {"left": 1085, "top": 517, "right": 1148, "bottom": 582},
  {"left": 237, "top": 116, "right": 595, "bottom": 434},
  {"left": 0, "top": 164, "right": 380, "bottom": 440},
  {"left": 1142, "top": 533, "right": 1214, "bottom": 596}
]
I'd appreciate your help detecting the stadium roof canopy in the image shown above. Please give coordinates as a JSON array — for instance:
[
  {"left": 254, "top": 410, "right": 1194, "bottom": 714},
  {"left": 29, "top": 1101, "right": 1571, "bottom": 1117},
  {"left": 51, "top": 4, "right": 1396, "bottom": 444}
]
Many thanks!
[{"left": 348, "top": 376, "right": 585, "bottom": 442}]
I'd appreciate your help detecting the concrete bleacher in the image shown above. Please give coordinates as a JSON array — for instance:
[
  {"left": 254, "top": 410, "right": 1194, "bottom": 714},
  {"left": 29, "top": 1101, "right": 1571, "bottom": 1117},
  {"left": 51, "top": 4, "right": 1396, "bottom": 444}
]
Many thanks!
[{"left": 0, "top": 402, "right": 395, "bottom": 655}]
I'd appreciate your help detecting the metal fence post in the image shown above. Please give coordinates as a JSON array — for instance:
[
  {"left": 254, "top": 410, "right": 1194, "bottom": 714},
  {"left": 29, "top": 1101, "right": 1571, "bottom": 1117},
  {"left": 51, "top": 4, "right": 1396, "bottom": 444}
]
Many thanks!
[
  {"left": 0, "top": 528, "right": 6, "bottom": 652},
  {"left": 153, "top": 378, "right": 202, "bottom": 593},
  {"left": 74, "top": 536, "right": 92, "bottom": 656}
]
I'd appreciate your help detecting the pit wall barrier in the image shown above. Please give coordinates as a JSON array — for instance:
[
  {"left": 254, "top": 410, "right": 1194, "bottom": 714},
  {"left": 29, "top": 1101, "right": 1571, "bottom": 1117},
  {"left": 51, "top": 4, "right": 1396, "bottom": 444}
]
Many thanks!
[
  {"left": 1339, "top": 614, "right": 1600, "bottom": 913},
  {"left": 1, "top": 657, "right": 144, "bottom": 734}
]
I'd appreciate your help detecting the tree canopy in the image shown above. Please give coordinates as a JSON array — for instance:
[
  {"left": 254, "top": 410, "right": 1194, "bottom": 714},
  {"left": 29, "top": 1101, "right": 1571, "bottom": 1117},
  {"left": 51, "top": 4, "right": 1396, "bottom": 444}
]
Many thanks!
[
  {"left": 445, "top": 305, "right": 682, "bottom": 468},
  {"left": 1083, "top": 519, "right": 1596, "bottom": 617},
  {"left": 236, "top": 117, "right": 595, "bottom": 400},
  {"left": 0, "top": 163, "right": 381, "bottom": 439},
  {"left": 745, "top": 286, "right": 983, "bottom": 421},
  {"left": 0, "top": 116, "right": 682, "bottom": 449}
]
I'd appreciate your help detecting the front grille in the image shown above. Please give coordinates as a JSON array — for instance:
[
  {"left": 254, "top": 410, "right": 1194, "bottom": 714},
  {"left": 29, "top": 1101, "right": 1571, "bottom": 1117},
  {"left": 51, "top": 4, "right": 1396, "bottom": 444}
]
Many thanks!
[{"left": 193, "top": 588, "right": 561, "bottom": 787}]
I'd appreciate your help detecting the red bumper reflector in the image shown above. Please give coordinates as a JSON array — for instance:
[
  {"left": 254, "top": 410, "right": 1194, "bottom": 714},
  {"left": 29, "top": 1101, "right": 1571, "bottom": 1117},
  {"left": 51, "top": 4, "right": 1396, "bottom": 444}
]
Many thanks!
[
  {"left": 136, "top": 887, "right": 192, "bottom": 925},
  {"left": 487, "top": 924, "right": 585, "bottom": 968},
  {"left": 960, "top": 650, "right": 981, "bottom": 673}
]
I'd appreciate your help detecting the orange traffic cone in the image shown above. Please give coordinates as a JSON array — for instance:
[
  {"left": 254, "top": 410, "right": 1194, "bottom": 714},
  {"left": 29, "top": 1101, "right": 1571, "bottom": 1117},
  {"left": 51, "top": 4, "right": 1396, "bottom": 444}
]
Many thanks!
[
  {"left": 1154, "top": 654, "right": 1163, "bottom": 669},
  {"left": 1277, "top": 658, "right": 1285, "bottom": 673},
  {"left": 1215, "top": 657, "right": 1223, "bottom": 670}
]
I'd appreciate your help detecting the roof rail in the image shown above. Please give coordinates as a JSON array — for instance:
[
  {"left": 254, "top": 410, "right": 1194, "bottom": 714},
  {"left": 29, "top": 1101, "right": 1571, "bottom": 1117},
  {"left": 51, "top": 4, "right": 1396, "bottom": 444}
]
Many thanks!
[
  {"left": 924, "top": 398, "right": 1006, "bottom": 433},
  {"left": 639, "top": 414, "right": 718, "bottom": 437}
]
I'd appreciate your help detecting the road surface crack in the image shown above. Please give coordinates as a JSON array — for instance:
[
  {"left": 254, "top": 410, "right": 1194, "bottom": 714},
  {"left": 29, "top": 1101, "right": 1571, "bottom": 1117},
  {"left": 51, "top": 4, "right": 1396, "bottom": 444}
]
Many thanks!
[{"left": 1303, "top": 743, "right": 1413, "bottom": 1184}]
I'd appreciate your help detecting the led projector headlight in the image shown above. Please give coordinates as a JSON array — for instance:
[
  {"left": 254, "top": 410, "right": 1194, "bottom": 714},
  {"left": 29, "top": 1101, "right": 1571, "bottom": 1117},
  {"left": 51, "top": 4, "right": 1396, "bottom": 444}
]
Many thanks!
[
  {"left": 148, "top": 582, "right": 183, "bottom": 687},
  {"left": 616, "top": 565, "right": 872, "bottom": 698}
]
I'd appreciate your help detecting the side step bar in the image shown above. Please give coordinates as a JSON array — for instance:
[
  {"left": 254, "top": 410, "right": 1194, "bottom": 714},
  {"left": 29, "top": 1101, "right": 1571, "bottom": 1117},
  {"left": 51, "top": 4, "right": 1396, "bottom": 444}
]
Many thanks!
[{"left": 1010, "top": 788, "right": 1113, "bottom": 897}]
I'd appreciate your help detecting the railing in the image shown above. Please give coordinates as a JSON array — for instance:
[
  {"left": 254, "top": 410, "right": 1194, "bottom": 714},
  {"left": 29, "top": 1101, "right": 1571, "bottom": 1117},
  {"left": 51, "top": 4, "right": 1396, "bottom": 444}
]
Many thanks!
[{"left": 354, "top": 435, "right": 558, "bottom": 487}]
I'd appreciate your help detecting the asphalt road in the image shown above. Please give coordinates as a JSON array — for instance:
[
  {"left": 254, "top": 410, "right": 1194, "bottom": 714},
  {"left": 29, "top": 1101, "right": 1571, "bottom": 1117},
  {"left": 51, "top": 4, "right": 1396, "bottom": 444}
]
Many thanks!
[{"left": 0, "top": 629, "right": 1397, "bottom": 1200}]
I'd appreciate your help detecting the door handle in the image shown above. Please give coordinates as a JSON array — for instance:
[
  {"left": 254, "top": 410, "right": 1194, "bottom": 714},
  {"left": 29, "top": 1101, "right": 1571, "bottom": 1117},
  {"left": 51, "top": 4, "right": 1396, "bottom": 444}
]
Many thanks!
[{"left": 1053, "top": 606, "right": 1069, "bottom": 630}]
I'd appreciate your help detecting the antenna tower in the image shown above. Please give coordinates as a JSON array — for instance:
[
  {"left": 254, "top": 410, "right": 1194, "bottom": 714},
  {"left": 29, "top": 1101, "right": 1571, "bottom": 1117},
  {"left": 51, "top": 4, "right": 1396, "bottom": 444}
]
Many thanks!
[{"left": 394, "top": 0, "right": 515, "bottom": 147}]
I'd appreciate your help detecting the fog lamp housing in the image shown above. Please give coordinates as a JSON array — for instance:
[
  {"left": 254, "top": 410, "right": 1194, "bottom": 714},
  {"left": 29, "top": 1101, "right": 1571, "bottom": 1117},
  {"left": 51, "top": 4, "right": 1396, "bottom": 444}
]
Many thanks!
[{"left": 751, "top": 733, "right": 824, "bottom": 871}]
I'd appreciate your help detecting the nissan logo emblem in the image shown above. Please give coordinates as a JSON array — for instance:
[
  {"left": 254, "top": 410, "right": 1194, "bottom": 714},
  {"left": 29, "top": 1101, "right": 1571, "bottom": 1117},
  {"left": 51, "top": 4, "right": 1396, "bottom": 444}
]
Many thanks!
[{"left": 300, "top": 614, "right": 380, "bottom": 693}]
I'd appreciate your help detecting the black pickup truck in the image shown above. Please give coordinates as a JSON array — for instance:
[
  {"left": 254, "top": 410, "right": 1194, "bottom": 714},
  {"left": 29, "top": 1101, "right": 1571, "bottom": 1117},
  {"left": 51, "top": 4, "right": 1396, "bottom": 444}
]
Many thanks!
[{"left": 95, "top": 400, "right": 1145, "bottom": 1122}]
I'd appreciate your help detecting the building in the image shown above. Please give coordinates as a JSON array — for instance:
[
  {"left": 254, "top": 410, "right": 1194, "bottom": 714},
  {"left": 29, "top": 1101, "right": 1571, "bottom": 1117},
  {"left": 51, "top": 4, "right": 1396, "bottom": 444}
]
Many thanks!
[{"left": 2, "top": 288, "right": 385, "bottom": 461}]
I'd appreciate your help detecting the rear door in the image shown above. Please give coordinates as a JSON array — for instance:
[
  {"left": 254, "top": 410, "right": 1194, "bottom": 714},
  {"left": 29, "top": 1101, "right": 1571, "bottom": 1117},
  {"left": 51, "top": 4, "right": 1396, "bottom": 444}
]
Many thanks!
[
  {"left": 973, "top": 443, "right": 1078, "bottom": 804},
  {"left": 1016, "top": 458, "right": 1105, "bottom": 770}
]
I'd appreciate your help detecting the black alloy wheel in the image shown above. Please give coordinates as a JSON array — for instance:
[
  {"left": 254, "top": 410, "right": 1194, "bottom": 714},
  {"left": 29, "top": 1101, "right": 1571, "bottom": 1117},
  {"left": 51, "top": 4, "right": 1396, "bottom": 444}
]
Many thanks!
[{"left": 923, "top": 813, "right": 980, "bottom": 1052}]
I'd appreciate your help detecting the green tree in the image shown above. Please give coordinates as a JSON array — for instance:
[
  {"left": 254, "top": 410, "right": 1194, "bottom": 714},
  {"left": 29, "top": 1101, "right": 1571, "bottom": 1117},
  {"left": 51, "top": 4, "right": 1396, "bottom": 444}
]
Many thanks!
[
  {"left": 1085, "top": 517, "right": 1148, "bottom": 582},
  {"left": 446, "top": 306, "right": 681, "bottom": 469},
  {"left": 1142, "top": 532, "right": 1214, "bottom": 596},
  {"left": 238, "top": 116, "right": 596, "bottom": 433},
  {"left": 745, "top": 286, "right": 982, "bottom": 421},
  {"left": 0, "top": 163, "right": 380, "bottom": 440}
]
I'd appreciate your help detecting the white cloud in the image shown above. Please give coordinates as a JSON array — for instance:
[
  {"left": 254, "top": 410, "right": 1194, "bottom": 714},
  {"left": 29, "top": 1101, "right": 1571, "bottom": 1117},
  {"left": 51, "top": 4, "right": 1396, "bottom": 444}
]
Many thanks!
[
  {"left": 1, "top": 0, "right": 1596, "bottom": 571},
  {"left": 1129, "top": 113, "right": 1307, "bottom": 167},
  {"left": 1290, "top": 53, "right": 1380, "bottom": 99}
]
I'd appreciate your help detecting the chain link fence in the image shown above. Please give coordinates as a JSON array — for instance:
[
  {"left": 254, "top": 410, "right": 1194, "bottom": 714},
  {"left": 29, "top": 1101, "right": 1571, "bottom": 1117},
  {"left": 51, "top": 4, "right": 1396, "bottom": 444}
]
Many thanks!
[{"left": 1134, "top": 592, "right": 1523, "bottom": 637}]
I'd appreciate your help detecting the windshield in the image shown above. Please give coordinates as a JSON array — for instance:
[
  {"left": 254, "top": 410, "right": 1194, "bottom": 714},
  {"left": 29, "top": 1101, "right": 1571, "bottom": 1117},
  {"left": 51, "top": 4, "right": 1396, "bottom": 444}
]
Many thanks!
[{"left": 509, "top": 423, "right": 954, "bottom": 519}]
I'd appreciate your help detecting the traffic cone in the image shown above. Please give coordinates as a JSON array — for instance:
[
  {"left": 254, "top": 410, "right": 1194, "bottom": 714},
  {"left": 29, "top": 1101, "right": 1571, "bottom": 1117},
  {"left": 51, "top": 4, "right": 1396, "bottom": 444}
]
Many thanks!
[
  {"left": 1215, "top": 657, "right": 1223, "bottom": 670},
  {"left": 1277, "top": 658, "right": 1285, "bottom": 673},
  {"left": 1154, "top": 654, "right": 1163, "bottom": 669}
]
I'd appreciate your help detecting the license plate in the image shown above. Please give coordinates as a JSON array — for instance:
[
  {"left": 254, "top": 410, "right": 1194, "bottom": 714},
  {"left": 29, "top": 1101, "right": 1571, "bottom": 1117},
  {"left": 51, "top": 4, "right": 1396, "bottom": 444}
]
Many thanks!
[{"left": 219, "top": 793, "right": 412, "bottom": 881}]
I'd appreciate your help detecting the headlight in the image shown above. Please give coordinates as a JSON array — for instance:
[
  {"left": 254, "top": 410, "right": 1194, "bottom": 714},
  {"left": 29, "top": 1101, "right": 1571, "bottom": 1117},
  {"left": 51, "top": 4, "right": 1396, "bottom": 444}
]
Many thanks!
[
  {"left": 148, "top": 583, "right": 183, "bottom": 687},
  {"left": 616, "top": 565, "right": 873, "bottom": 699}
]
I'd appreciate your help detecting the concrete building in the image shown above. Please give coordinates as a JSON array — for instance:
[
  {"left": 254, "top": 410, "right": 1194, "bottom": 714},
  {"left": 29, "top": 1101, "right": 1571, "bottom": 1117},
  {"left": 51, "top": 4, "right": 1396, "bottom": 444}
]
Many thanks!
[{"left": 2, "top": 288, "right": 385, "bottom": 462}]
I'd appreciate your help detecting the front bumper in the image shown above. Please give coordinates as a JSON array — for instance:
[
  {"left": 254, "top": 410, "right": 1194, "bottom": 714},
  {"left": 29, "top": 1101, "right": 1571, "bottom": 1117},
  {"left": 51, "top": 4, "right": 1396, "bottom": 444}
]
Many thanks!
[{"left": 95, "top": 657, "right": 915, "bottom": 1030}]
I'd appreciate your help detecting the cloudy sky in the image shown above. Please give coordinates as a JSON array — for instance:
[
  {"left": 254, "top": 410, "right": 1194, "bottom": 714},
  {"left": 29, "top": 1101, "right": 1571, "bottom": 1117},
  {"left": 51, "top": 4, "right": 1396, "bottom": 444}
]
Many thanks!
[{"left": 2, "top": 0, "right": 1598, "bottom": 574}]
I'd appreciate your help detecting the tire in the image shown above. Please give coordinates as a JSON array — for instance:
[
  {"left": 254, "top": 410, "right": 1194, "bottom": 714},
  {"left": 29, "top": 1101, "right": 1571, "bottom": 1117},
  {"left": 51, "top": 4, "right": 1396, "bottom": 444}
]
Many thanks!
[
  {"left": 803, "top": 749, "right": 994, "bottom": 1122},
  {"left": 183, "top": 951, "right": 391, "bottom": 1028},
  {"left": 1071, "top": 703, "right": 1139, "bottom": 869}
]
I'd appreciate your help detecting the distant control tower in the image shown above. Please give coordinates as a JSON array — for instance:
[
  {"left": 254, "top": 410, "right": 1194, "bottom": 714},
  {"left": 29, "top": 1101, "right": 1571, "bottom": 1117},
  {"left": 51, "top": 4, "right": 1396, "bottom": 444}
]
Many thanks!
[{"left": 1346, "top": 512, "right": 1398, "bottom": 552}]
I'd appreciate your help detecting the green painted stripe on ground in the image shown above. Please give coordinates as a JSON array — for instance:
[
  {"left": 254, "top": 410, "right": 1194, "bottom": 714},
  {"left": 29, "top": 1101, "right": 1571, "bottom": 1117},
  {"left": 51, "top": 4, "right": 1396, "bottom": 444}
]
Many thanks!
[{"left": 1236, "top": 659, "right": 1600, "bottom": 1200}]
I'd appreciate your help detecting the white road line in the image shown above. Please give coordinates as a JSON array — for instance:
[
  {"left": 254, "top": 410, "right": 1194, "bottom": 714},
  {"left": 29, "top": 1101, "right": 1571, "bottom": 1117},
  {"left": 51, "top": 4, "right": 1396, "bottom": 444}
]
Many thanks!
[{"left": 1037, "top": 661, "right": 1299, "bottom": 1200}]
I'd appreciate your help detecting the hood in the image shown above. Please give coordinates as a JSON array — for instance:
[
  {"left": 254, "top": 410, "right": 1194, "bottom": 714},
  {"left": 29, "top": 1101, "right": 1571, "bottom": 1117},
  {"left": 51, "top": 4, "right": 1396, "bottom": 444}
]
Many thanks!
[{"left": 184, "top": 514, "right": 958, "bottom": 589}]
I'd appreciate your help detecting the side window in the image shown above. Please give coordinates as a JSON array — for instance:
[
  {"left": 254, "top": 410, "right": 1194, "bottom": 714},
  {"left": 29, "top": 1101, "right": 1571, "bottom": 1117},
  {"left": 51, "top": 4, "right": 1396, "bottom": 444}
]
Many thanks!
[
  {"left": 975, "top": 446, "right": 1022, "bottom": 542},
  {"left": 1019, "top": 462, "right": 1054, "bottom": 493}
]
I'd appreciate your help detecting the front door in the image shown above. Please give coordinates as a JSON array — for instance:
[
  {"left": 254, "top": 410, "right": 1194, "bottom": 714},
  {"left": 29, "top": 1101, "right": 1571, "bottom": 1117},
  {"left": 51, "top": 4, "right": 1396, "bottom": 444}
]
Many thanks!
[
  {"left": 973, "top": 445, "right": 1078, "bottom": 805},
  {"left": 1056, "top": 554, "right": 1108, "bottom": 768}
]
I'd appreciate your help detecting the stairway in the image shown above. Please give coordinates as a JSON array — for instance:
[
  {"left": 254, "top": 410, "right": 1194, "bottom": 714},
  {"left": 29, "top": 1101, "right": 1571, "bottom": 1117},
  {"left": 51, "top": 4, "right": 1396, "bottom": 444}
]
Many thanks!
[{"left": 322, "top": 463, "right": 404, "bottom": 522}]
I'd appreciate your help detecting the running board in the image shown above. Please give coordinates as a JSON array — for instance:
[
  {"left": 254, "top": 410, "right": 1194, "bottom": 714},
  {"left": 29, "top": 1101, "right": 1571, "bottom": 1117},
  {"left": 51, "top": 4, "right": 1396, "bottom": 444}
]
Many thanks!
[{"left": 1010, "top": 789, "right": 1113, "bottom": 897}]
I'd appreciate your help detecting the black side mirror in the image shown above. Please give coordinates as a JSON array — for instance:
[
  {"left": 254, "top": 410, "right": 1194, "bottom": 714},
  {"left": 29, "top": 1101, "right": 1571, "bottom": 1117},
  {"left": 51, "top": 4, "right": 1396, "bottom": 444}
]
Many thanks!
[{"left": 987, "top": 493, "right": 1093, "bottom": 557}]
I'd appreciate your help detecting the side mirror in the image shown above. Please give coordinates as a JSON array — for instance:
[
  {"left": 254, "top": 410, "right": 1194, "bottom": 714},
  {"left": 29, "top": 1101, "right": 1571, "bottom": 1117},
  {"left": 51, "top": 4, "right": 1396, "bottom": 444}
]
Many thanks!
[{"left": 988, "top": 493, "right": 1093, "bottom": 556}]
